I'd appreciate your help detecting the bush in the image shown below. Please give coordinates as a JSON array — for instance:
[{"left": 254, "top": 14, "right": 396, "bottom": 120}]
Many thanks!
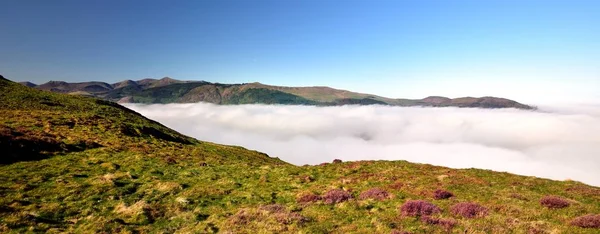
[
  {"left": 359, "top": 188, "right": 390, "bottom": 201},
  {"left": 298, "top": 175, "right": 313, "bottom": 183},
  {"left": 509, "top": 193, "right": 529, "bottom": 201},
  {"left": 421, "top": 216, "right": 457, "bottom": 230},
  {"left": 332, "top": 159, "right": 343, "bottom": 164},
  {"left": 540, "top": 195, "right": 570, "bottom": 209},
  {"left": 390, "top": 230, "right": 412, "bottom": 234},
  {"left": 399, "top": 200, "right": 440, "bottom": 217},
  {"left": 433, "top": 189, "right": 454, "bottom": 200},
  {"left": 229, "top": 209, "right": 253, "bottom": 225},
  {"left": 571, "top": 214, "right": 600, "bottom": 228},
  {"left": 450, "top": 202, "right": 488, "bottom": 218},
  {"left": 274, "top": 212, "right": 310, "bottom": 225},
  {"left": 259, "top": 204, "right": 286, "bottom": 213},
  {"left": 297, "top": 193, "right": 321, "bottom": 203},
  {"left": 322, "top": 189, "right": 352, "bottom": 204}
]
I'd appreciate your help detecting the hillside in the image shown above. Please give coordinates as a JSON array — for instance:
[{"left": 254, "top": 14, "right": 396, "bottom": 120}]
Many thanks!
[
  {"left": 1, "top": 75, "right": 599, "bottom": 233},
  {"left": 25, "top": 78, "right": 533, "bottom": 109}
]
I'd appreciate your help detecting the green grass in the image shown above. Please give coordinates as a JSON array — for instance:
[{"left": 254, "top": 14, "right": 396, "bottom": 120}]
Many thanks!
[
  {"left": 0, "top": 76, "right": 598, "bottom": 233},
  {"left": 224, "top": 88, "right": 320, "bottom": 105}
]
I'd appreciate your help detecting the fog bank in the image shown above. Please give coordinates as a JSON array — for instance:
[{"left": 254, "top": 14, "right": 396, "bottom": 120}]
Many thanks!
[{"left": 125, "top": 103, "right": 600, "bottom": 186}]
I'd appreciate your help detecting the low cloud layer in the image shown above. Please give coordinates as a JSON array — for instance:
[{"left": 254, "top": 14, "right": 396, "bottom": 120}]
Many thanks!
[{"left": 125, "top": 103, "right": 600, "bottom": 186}]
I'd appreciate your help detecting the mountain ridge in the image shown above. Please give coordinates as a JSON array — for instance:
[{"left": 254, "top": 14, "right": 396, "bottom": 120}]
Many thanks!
[{"left": 23, "top": 77, "right": 534, "bottom": 109}]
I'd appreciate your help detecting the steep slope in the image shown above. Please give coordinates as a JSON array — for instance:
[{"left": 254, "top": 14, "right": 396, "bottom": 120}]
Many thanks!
[
  {"left": 24, "top": 78, "right": 534, "bottom": 109},
  {"left": 36, "top": 80, "right": 113, "bottom": 94},
  {"left": 241, "top": 82, "right": 389, "bottom": 102},
  {"left": 17, "top": 81, "right": 36, "bottom": 87},
  {"left": 414, "top": 96, "right": 533, "bottom": 109},
  {"left": 0, "top": 75, "right": 280, "bottom": 165},
  {"left": 136, "top": 77, "right": 184, "bottom": 89},
  {"left": 3, "top": 75, "right": 597, "bottom": 233},
  {"left": 111, "top": 80, "right": 139, "bottom": 89}
]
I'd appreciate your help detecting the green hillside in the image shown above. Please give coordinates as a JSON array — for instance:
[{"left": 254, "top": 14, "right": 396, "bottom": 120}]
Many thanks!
[{"left": 1, "top": 76, "right": 598, "bottom": 233}]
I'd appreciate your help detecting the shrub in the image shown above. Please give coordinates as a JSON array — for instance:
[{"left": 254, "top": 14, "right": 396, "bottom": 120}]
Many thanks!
[
  {"left": 433, "top": 189, "right": 454, "bottom": 200},
  {"left": 333, "top": 159, "right": 343, "bottom": 164},
  {"left": 274, "top": 212, "right": 310, "bottom": 225},
  {"left": 450, "top": 202, "right": 488, "bottom": 218},
  {"left": 229, "top": 209, "right": 253, "bottom": 225},
  {"left": 388, "top": 181, "right": 404, "bottom": 190},
  {"left": 322, "top": 189, "right": 352, "bottom": 204},
  {"left": 399, "top": 200, "right": 440, "bottom": 217},
  {"left": 298, "top": 175, "right": 314, "bottom": 183},
  {"left": 421, "top": 215, "right": 457, "bottom": 230},
  {"left": 540, "top": 195, "right": 570, "bottom": 209},
  {"left": 164, "top": 156, "right": 176, "bottom": 164},
  {"left": 390, "top": 230, "right": 412, "bottom": 234},
  {"left": 509, "top": 193, "right": 529, "bottom": 201},
  {"left": 570, "top": 214, "right": 600, "bottom": 228},
  {"left": 297, "top": 193, "right": 321, "bottom": 203},
  {"left": 359, "top": 188, "right": 390, "bottom": 201},
  {"left": 259, "top": 204, "right": 286, "bottom": 213}
]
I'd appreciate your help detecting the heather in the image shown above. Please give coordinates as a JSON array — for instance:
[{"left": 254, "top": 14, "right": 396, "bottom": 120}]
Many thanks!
[
  {"left": 420, "top": 216, "right": 457, "bottom": 230},
  {"left": 433, "top": 189, "right": 454, "bottom": 200},
  {"left": 322, "top": 189, "right": 352, "bottom": 204},
  {"left": 571, "top": 214, "right": 600, "bottom": 229},
  {"left": 450, "top": 202, "right": 489, "bottom": 218},
  {"left": 296, "top": 193, "right": 321, "bottom": 203},
  {"left": 400, "top": 200, "right": 440, "bottom": 217},
  {"left": 540, "top": 195, "right": 570, "bottom": 209},
  {"left": 359, "top": 188, "right": 390, "bottom": 201}
]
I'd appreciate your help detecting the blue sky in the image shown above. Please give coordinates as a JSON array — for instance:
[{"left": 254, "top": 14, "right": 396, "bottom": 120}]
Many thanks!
[{"left": 1, "top": 0, "right": 598, "bottom": 103}]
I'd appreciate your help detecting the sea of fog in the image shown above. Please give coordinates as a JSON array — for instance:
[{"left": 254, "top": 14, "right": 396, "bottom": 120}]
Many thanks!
[{"left": 125, "top": 103, "right": 600, "bottom": 186}]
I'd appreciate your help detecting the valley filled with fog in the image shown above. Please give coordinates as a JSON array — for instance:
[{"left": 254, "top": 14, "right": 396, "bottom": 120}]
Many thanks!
[{"left": 126, "top": 103, "right": 600, "bottom": 186}]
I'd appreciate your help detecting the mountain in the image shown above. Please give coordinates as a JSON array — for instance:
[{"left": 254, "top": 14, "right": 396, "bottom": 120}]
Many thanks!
[
  {"left": 22, "top": 78, "right": 534, "bottom": 109},
  {"left": 35, "top": 80, "right": 114, "bottom": 95},
  {"left": 3, "top": 75, "right": 596, "bottom": 233},
  {"left": 17, "top": 81, "right": 36, "bottom": 87}
]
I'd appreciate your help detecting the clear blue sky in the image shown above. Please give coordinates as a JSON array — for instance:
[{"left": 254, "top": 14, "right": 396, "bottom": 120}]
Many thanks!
[{"left": 1, "top": 0, "right": 598, "bottom": 103}]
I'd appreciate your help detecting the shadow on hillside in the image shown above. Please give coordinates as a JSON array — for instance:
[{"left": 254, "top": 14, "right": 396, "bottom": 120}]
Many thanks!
[
  {"left": 95, "top": 99, "right": 195, "bottom": 145},
  {"left": 120, "top": 124, "right": 194, "bottom": 145},
  {"left": 0, "top": 125, "right": 102, "bottom": 164}
]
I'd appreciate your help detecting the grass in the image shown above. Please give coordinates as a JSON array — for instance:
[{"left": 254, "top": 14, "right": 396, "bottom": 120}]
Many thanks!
[{"left": 0, "top": 76, "right": 599, "bottom": 233}]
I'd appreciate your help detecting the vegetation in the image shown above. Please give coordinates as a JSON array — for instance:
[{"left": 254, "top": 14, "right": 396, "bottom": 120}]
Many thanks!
[
  {"left": 450, "top": 202, "right": 489, "bottom": 219},
  {"left": 1, "top": 76, "right": 598, "bottom": 233},
  {"left": 433, "top": 189, "right": 454, "bottom": 200},
  {"left": 571, "top": 214, "right": 600, "bottom": 228},
  {"left": 400, "top": 200, "right": 441, "bottom": 217},
  {"left": 224, "top": 88, "right": 319, "bottom": 105},
  {"left": 359, "top": 188, "right": 391, "bottom": 201},
  {"left": 540, "top": 195, "right": 571, "bottom": 209}
]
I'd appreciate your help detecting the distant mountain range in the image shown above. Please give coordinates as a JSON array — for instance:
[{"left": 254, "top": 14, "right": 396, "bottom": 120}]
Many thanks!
[{"left": 20, "top": 77, "right": 533, "bottom": 109}]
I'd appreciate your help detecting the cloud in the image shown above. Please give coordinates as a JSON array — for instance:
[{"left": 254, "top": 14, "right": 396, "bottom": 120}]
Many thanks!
[{"left": 125, "top": 103, "right": 600, "bottom": 186}]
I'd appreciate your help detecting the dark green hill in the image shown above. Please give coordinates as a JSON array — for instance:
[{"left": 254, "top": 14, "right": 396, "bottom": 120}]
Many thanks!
[
  {"left": 1, "top": 75, "right": 597, "bottom": 233},
  {"left": 24, "top": 78, "right": 534, "bottom": 109}
]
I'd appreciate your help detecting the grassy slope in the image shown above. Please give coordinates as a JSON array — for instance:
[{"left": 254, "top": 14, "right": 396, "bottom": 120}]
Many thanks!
[{"left": 1, "top": 77, "right": 598, "bottom": 233}]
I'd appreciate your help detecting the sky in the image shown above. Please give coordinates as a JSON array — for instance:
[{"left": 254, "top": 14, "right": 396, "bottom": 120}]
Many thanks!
[{"left": 1, "top": 0, "right": 599, "bottom": 103}]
